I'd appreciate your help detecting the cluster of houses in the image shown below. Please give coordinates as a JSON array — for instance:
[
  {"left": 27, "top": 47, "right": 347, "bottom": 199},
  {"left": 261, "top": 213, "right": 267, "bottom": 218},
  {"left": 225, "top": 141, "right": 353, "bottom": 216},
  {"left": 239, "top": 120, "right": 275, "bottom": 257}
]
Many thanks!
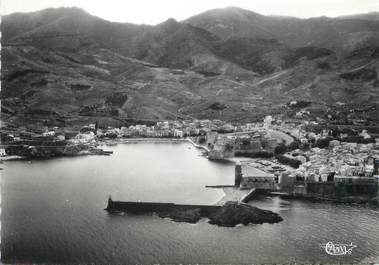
[
  {"left": 265, "top": 113, "right": 374, "bottom": 145},
  {"left": 94, "top": 119, "right": 237, "bottom": 139},
  {"left": 282, "top": 141, "right": 379, "bottom": 180},
  {"left": 2, "top": 125, "right": 67, "bottom": 143},
  {"left": 233, "top": 140, "right": 379, "bottom": 200}
]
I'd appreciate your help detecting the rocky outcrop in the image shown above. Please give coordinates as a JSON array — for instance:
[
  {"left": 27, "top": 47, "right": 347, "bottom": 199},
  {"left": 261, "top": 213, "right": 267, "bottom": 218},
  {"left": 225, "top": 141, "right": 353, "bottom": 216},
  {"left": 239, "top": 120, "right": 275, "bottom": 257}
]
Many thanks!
[
  {"left": 207, "top": 201, "right": 283, "bottom": 227},
  {"left": 5, "top": 144, "right": 65, "bottom": 158},
  {"left": 158, "top": 208, "right": 202, "bottom": 224},
  {"left": 4, "top": 141, "right": 109, "bottom": 159}
]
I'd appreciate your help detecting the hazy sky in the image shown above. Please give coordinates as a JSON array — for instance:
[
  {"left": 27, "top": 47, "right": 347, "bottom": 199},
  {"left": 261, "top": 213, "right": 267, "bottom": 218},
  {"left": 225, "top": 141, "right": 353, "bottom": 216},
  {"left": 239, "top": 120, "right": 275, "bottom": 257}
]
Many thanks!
[{"left": 2, "top": 0, "right": 379, "bottom": 25}]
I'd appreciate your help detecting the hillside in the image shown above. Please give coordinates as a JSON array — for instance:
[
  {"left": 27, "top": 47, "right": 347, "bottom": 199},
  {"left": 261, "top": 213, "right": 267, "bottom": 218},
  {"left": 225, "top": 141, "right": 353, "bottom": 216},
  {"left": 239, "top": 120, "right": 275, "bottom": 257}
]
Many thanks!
[
  {"left": 1, "top": 7, "right": 378, "bottom": 129},
  {"left": 185, "top": 7, "right": 379, "bottom": 53},
  {"left": 338, "top": 12, "right": 379, "bottom": 21}
]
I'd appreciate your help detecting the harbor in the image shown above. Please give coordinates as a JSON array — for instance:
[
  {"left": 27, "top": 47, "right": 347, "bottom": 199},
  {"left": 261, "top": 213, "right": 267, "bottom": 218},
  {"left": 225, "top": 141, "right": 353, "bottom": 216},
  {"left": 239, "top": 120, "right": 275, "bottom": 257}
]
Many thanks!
[{"left": 2, "top": 141, "right": 378, "bottom": 264}]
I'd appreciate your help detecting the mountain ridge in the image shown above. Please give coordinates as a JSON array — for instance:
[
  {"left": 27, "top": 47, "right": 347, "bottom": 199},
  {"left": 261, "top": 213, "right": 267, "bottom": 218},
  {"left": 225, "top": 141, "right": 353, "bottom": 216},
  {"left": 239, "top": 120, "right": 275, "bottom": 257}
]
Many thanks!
[
  {"left": 1, "top": 6, "right": 378, "bottom": 129},
  {"left": 185, "top": 6, "right": 379, "bottom": 52}
]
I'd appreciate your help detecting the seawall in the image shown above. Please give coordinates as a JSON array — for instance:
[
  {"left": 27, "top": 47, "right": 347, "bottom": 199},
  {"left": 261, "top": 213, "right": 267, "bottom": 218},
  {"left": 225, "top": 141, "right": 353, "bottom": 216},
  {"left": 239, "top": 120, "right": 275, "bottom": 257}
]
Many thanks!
[
  {"left": 106, "top": 199, "right": 220, "bottom": 216},
  {"left": 105, "top": 198, "right": 283, "bottom": 227}
]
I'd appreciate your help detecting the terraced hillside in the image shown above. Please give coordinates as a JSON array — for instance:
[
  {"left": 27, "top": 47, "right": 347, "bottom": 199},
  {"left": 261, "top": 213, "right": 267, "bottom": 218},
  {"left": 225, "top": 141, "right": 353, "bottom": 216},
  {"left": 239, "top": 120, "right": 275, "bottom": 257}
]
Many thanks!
[{"left": 1, "top": 7, "right": 378, "bottom": 129}]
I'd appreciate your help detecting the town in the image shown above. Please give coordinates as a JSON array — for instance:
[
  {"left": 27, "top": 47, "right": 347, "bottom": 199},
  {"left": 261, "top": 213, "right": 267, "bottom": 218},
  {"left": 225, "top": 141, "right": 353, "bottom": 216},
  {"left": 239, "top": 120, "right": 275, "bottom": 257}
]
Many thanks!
[{"left": 1, "top": 113, "right": 378, "bottom": 204}]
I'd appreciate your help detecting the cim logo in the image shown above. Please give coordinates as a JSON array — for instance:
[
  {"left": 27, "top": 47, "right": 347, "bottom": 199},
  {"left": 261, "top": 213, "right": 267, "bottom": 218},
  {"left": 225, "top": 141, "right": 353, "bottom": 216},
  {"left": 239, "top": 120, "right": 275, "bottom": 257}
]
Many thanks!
[{"left": 321, "top": 242, "right": 357, "bottom": 255}]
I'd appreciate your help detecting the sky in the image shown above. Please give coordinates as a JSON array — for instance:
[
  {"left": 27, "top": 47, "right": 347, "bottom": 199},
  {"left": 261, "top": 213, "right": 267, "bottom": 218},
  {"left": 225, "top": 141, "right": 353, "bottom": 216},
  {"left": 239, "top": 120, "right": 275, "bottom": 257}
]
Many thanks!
[{"left": 1, "top": 0, "right": 379, "bottom": 25}]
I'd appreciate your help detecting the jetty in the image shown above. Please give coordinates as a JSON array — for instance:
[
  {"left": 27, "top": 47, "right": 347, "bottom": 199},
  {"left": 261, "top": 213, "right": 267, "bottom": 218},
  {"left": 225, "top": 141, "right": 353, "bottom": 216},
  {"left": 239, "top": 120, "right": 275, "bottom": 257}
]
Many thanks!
[
  {"left": 105, "top": 197, "right": 283, "bottom": 227},
  {"left": 106, "top": 197, "right": 220, "bottom": 215}
]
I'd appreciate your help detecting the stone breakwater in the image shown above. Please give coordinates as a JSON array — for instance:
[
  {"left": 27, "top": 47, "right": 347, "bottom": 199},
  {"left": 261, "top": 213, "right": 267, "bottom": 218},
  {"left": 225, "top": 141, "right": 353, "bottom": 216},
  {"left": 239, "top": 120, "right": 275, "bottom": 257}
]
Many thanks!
[{"left": 105, "top": 198, "right": 283, "bottom": 227}]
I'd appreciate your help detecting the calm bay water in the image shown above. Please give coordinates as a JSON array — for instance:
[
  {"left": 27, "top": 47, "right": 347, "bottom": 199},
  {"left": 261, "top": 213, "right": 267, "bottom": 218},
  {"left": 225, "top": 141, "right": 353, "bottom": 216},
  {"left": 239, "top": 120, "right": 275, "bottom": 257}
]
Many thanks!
[{"left": 1, "top": 142, "right": 378, "bottom": 264}]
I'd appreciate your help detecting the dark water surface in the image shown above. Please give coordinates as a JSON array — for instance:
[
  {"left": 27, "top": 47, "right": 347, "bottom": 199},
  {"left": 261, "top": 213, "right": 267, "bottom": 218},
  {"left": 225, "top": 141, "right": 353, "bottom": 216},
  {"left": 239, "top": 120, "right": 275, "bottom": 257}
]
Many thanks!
[{"left": 2, "top": 142, "right": 378, "bottom": 264}]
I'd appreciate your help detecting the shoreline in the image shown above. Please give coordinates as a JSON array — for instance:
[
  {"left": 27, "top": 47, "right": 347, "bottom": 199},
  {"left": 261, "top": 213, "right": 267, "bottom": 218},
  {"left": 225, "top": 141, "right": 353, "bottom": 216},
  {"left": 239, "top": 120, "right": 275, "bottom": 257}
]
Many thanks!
[
  {"left": 101, "top": 137, "right": 210, "bottom": 153},
  {"left": 103, "top": 137, "right": 186, "bottom": 143},
  {"left": 270, "top": 192, "right": 379, "bottom": 206},
  {"left": 1, "top": 137, "right": 201, "bottom": 161}
]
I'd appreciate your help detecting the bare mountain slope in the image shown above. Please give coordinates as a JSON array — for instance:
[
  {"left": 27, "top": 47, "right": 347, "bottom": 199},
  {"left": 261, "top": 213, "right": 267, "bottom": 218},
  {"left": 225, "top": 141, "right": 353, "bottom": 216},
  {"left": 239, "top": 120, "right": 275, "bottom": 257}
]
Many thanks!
[
  {"left": 1, "top": 7, "right": 378, "bottom": 128},
  {"left": 185, "top": 6, "right": 379, "bottom": 53}
]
